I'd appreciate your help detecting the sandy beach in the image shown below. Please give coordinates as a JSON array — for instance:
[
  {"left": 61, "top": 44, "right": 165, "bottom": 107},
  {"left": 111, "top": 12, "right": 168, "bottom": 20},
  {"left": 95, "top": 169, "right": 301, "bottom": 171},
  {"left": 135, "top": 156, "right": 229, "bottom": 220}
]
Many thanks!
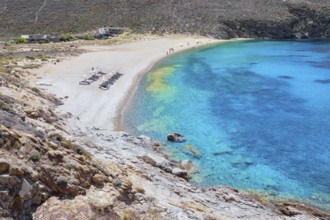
[{"left": 34, "top": 35, "right": 226, "bottom": 131}]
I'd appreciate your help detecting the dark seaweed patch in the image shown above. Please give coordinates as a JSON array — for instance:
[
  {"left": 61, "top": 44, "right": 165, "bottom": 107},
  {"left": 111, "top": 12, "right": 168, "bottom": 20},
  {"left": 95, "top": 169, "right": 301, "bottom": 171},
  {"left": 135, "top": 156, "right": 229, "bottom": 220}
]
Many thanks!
[
  {"left": 315, "top": 79, "right": 330, "bottom": 84},
  {"left": 278, "top": 76, "right": 293, "bottom": 79}
]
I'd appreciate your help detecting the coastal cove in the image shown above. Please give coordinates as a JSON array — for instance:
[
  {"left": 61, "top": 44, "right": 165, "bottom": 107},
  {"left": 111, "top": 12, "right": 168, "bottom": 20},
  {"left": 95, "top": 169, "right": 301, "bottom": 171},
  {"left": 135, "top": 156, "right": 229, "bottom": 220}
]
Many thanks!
[
  {"left": 122, "top": 39, "right": 330, "bottom": 211},
  {"left": 34, "top": 35, "right": 224, "bottom": 131},
  {"left": 29, "top": 35, "right": 330, "bottom": 218},
  {"left": 2, "top": 0, "right": 330, "bottom": 218}
]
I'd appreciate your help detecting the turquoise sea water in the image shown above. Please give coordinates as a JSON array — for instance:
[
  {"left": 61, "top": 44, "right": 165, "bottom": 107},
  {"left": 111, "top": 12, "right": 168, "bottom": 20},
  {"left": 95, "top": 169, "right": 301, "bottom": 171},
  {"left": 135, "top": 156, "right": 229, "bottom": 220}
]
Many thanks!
[{"left": 123, "top": 40, "right": 330, "bottom": 210}]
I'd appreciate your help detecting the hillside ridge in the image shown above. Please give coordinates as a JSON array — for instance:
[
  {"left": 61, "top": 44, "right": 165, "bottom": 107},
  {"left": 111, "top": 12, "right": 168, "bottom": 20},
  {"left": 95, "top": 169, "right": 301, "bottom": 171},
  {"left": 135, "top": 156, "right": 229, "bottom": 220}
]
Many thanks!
[{"left": 0, "top": 0, "right": 330, "bottom": 39}]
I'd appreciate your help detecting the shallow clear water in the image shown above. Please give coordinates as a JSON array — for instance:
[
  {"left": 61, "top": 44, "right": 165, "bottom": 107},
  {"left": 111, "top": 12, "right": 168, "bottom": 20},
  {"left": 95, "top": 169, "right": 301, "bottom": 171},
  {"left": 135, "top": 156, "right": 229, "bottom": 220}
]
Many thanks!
[{"left": 123, "top": 40, "right": 330, "bottom": 210}]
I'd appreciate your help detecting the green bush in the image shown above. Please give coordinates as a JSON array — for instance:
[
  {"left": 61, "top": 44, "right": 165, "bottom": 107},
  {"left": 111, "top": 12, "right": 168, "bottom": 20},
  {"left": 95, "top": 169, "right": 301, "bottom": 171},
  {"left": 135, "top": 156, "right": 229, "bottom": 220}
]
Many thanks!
[
  {"left": 59, "top": 34, "right": 75, "bottom": 42},
  {"left": 79, "top": 34, "right": 95, "bottom": 40},
  {"left": 48, "top": 133, "right": 64, "bottom": 141},
  {"left": 30, "top": 149, "right": 41, "bottom": 161},
  {"left": 14, "top": 37, "right": 28, "bottom": 44}
]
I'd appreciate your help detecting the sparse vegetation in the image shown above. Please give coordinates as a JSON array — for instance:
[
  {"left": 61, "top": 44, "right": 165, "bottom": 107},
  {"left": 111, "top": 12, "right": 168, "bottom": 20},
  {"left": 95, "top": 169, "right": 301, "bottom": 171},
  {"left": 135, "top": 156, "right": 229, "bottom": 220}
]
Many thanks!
[
  {"left": 0, "top": 1, "right": 329, "bottom": 39},
  {"left": 78, "top": 34, "right": 96, "bottom": 40},
  {"left": 59, "top": 34, "right": 75, "bottom": 42},
  {"left": 14, "top": 37, "right": 28, "bottom": 44},
  {"left": 49, "top": 134, "right": 92, "bottom": 159},
  {"left": 30, "top": 149, "right": 41, "bottom": 161},
  {"left": 48, "top": 133, "right": 64, "bottom": 141}
]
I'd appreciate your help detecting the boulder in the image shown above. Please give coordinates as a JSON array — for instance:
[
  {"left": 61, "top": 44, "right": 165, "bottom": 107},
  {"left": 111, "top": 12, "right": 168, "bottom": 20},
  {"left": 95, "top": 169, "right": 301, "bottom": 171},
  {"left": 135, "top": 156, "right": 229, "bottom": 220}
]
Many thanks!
[
  {"left": 0, "top": 161, "right": 10, "bottom": 173},
  {"left": 139, "top": 155, "right": 157, "bottom": 167},
  {"left": 180, "top": 160, "right": 194, "bottom": 171},
  {"left": 48, "top": 150, "right": 64, "bottom": 160},
  {"left": 167, "top": 133, "right": 186, "bottom": 143},
  {"left": 91, "top": 174, "right": 107, "bottom": 185},
  {"left": 172, "top": 168, "right": 189, "bottom": 180},
  {"left": 19, "top": 179, "right": 32, "bottom": 199},
  {"left": 36, "top": 127, "right": 46, "bottom": 140},
  {"left": 88, "top": 191, "right": 116, "bottom": 211},
  {"left": 9, "top": 165, "right": 25, "bottom": 177}
]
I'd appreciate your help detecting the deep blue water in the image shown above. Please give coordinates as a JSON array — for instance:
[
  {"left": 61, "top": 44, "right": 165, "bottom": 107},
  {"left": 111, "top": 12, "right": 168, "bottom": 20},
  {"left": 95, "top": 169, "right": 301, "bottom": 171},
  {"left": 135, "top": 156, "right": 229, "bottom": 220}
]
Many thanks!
[{"left": 123, "top": 40, "right": 330, "bottom": 210}]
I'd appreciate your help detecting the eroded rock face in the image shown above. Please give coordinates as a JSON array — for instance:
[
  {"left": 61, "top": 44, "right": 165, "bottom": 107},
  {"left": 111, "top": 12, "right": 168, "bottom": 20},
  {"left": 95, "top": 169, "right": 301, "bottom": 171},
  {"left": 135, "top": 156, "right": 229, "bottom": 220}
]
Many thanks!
[
  {"left": 0, "top": 74, "right": 118, "bottom": 219},
  {"left": 0, "top": 123, "right": 132, "bottom": 219}
]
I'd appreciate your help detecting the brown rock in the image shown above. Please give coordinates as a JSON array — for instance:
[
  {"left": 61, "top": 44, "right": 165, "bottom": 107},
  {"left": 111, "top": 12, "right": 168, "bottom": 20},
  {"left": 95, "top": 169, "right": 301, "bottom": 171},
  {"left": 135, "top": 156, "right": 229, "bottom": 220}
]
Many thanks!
[
  {"left": 9, "top": 166, "right": 25, "bottom": 177},
  {"left": 91, "top": 174, "right": 107, "bottom": 185},
  {"left": 0, "top": 161, "right": 10, "bottom": 173},
  {"left": 119, "top": 178, "right": 132, "bottom": 192},
  {"left": 0, "top": 174, "right": 21, "bottom": 186},
  {"left": 139, "top": 155, "right": 157, "bottom": 167},
  {"left": 49, "top": 141, "right": 58, "bottom": 149}
]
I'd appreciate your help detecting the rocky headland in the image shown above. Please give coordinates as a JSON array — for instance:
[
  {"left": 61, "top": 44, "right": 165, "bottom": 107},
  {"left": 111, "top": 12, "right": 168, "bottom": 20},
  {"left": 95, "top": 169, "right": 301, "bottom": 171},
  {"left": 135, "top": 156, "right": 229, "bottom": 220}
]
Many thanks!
[{"left": 0, "top": 36, "right": 330, "bottom": 220}]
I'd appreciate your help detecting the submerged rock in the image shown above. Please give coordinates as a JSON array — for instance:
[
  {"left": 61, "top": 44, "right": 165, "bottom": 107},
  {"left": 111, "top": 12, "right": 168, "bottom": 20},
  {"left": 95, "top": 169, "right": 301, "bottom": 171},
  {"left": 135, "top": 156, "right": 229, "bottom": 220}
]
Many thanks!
[{"left": 212, "top": 145, "right": 233, "bottom": 156}]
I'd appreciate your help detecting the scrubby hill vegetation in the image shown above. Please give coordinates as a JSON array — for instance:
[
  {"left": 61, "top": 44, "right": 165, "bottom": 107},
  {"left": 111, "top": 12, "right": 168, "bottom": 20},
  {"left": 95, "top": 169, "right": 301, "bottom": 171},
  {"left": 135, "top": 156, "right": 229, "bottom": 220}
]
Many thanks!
[{"left": 0, "top": 0, "right": 330, "bottom": 39}]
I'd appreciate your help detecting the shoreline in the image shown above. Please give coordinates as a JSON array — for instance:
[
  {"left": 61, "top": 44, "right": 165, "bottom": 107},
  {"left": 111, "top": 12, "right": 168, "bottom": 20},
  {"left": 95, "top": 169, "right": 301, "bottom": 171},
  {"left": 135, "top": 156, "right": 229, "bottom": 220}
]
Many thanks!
[
  {"left": 111, "top": 37, "right": 330, "bottom": 213},
  {"left": 115, "top": 38, "right": 249, "bottom": 131},
  {"left": 34, "top": 34, "right": 243, "bottom": 131}
]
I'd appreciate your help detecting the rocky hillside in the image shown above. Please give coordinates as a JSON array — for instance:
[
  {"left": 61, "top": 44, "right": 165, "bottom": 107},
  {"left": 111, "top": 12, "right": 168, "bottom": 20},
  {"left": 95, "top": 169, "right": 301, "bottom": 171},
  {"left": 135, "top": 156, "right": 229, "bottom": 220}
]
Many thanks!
[
  {"left": 1, "top": 42, "right": 330, "bottom": 219},
  {"left": 0, "top": 0, "right": 330, "bottom": 39}
]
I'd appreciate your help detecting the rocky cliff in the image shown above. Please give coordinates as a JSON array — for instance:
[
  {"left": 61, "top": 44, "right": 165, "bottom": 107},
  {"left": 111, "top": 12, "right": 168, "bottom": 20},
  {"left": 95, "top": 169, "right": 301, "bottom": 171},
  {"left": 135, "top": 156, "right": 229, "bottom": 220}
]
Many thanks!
[
  {"left": 0, "top": 39, "right": 330, "bottom": 220},
  {"left": 0, "top": 0, "right": 329, "bottom": 39}
]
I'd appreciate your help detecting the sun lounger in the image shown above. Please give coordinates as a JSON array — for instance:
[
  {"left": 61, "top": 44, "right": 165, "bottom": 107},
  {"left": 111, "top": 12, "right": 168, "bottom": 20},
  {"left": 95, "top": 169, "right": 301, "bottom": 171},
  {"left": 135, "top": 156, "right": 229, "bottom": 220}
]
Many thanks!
[
  {"left": 99, "top": 72, "right": 123, "bottom": 90},
  {"left": 79, "top": 71, "right": 107, "bottom": 85}
]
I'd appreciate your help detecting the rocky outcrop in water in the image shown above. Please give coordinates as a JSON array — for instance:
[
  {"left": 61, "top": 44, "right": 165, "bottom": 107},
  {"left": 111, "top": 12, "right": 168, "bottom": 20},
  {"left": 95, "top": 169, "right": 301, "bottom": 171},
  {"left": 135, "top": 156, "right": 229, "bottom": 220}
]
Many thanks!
[{"left": 167, "top": 133, "right": 186, "bottom": 143}]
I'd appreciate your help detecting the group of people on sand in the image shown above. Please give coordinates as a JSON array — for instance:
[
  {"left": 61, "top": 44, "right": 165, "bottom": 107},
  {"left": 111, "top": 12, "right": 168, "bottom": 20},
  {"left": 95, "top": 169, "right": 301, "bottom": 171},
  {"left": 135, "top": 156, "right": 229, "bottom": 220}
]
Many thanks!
[
  {"left": 166, "top": 40, "right": 203, "bottom": 56},
  {"left": 166, "top": 47, "right": 175, "bottom": 55}
]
